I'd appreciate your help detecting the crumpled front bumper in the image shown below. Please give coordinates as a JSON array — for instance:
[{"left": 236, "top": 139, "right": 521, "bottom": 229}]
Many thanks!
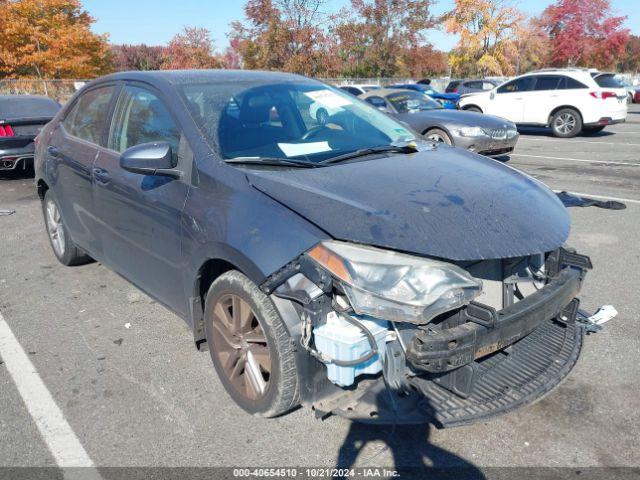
[{"left": 406, "top": 266, "right": 584, "bottom": 374}]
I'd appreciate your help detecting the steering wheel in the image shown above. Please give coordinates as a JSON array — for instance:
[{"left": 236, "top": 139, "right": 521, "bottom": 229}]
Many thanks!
[{"left": 301, "top": 125, "right": 331, "bottom": 141}]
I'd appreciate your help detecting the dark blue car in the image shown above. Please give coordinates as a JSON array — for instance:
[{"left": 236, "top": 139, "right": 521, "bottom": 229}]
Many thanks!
[
  {"left": 389, "top": 83, "right": 461, "bottom": 109},
  {"left": 35, "top": 70, "right": 594, "bottom": 426}
]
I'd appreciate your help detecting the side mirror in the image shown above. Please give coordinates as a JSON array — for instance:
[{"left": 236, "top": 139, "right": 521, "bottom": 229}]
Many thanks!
[
  {"left": 490, "top": 91, "right": 496, "bottom": 100},
  {"left": 120, "top": 142, "right": 182, "bottom": 179}
]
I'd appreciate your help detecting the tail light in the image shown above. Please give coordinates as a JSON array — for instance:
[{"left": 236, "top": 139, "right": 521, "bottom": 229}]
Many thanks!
[
  {"left": 452, "top": 87, "right": 458, "bottom": 93},
  {"left": 0, "top": 124, "right": 15, "bottom": 137},
  {"left": 590, "top": 91, "right": 617, "bottom": 100}
]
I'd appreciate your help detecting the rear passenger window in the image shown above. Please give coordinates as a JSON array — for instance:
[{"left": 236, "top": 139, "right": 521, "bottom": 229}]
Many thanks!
[
  {"left": 365, "top": 97, "right": 388, "bottom": 109},
  {"left": 532, "top": 76, "right": 562, "bottom": 91},
  {"left": 593, "top": 74, "right": 622, "bottom": 89},
  {"left": 559, "top": 77, "right": 588, "bottom": 89},
  {"left": 108, "top": 86, "right": 180, "bottom": 162},
  {"left": 465, "top": 81, "right": 482, "bottom": 89},
  {"left": 63, "top": 86, "right": 115, "bottom": 145},
  {"left": 497, "top": 77, "right": 534, "bottom": 94}
]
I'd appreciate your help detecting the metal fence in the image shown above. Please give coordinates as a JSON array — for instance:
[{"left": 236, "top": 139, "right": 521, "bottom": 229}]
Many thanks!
[
  {"left": 2, "top": 74, "right": 639, "bottom": 104},
  {"left": 0, "top": 79, "right": 88, "bottom": 103}
]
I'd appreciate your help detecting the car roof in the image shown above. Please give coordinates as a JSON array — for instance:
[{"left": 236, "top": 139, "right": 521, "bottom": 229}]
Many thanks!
[{"left": 89, "top": 69, "right": 312, "bottom": 88}]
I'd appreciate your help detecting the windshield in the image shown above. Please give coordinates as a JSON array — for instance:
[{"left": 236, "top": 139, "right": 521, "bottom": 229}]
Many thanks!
[
  {"left": 387, "top": 91, "right": 442, "bottom": 113},
  {"left": 180, "top": 81, "right": 415, "bottom": 164}
]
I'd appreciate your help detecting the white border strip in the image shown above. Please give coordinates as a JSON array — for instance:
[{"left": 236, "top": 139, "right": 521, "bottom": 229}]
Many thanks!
[
  {"left": 0, "top": 311, "right": 96, "bottom": 469},
  {"left": 554, "top": 190, "right": 640, "bottom": 205},
  {"left": 511, "top": 153, "right": 640, "bottom": 167}
]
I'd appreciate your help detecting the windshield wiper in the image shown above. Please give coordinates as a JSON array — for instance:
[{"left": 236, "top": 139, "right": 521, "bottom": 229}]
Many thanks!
[
  {"left": 320, "top": 144, "right": 418, "bottom": 165},
  {"left": 225, "top": 157, "right": 320, "bottom": 168}
]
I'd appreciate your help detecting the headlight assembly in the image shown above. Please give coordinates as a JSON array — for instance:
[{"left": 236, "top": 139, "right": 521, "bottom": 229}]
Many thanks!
[
  {"left": 307, "top": 241, "right": 482, "bottom": 324},
  {"left": 457, "top": 126, "right": 488, "bottom": 137}
]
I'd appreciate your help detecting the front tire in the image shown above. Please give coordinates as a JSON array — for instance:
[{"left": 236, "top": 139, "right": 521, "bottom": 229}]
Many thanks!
[
  {"left": 204, "top": 271, "right": 299, "bottom": 417},
  {"left": 551, "top": 108, "right": 582, "bottom": 138},
  {"left": 465, "top": 106, "right": 482, "bottom": 113},
  {"left": 42, "top": 191, "right": 92, "bottom": 266}
]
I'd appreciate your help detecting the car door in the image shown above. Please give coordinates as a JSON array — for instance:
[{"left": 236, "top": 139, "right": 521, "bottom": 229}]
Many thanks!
[
  {"left": 92, "top": 83, "right": 192, "bottom": 315},
  {"left": 485, "top": 77, "right": 535, "bottom": 123},
  {"left": 48, "top": 84, "right": 117, "bottom": 259},
  {"left": 525, "top": 75, "right": 564, "bottom": 124}
]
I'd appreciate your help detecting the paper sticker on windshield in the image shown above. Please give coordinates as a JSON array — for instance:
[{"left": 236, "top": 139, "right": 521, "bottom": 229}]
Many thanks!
[
  {"left": 278, "top": 142, "right": 332, "bottom": 157},
  {"left": 304, "top": 90, "right": 352, "bottom": 109}
]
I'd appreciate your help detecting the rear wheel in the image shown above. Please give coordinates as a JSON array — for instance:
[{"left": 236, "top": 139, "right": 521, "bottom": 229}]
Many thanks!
[
  {"left": 42, "top": 191, "right": 92, "bottom": 266},
  {"left": 551, "top": 108, "right": 582, "bottom": 138},
  {"left": 424, "top": 128, "right": 453, "bottom": 145},
  {"left": 204, "top": 271, "right": 298, "bottom": 417}
]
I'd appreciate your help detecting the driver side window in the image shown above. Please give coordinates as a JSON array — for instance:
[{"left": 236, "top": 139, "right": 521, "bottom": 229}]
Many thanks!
[
  {"left": 108, "top": 86, "right": 180, "bottom": 163},
  {"left": 497, "top": 77, "right": 534, "bottom": 94}
]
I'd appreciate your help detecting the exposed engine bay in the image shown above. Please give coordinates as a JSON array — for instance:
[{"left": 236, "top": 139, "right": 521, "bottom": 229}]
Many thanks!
[{"left": 261, "top": 243, "right": 613, "bottom": 427}]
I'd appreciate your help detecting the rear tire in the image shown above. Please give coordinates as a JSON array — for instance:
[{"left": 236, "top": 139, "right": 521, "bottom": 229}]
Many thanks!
[
  {"left": 465, "top": 106, "right": 482, "bottom": 113},
  {"left": 550, "top": 108, "right": 582, "bottom": 138},
  {"left": 204, "top": 271, "right": 299, "bottom": 417},
  {"left": 424, "top": 128, "right": 453, "bottom": 145},
  {"left": 42, "top": 191, "right": 93, "bottom": 266}
]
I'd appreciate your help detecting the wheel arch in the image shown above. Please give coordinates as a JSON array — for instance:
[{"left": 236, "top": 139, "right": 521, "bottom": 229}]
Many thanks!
[
  {"left": 462, "top": 104, "right": 483, "bottom": 113},
  {"left": 37, "top": 179, "right": 49, "bottom": 200},
  {"left": 422, "top": 125, "right": 455, "bottom": 146}
]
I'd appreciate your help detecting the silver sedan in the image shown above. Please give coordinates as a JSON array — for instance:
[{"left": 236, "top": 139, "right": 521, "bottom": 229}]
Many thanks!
[{"left": 360, "top": 88, "right": 519, "bottom": 157}]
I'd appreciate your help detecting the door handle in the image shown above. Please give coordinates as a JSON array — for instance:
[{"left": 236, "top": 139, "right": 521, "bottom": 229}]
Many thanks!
[
  {"left": 93, "top": 168, "right": 111, "bottom": 185},
  {"left": 47, "top": 146, "right": 61, "bottom": 158}
]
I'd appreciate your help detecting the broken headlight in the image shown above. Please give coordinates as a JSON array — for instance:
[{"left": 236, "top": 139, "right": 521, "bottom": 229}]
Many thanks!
[{"left": 308, "top": 241, "right": 482, "bottom": 324}]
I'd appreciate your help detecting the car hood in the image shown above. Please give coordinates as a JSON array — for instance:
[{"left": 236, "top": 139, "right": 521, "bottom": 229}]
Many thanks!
[
  {"left": 245, "top": 147, "right": 570, "bottom": 261},
  {"left": 405, "top": 109, "right": 514, "bottom": 128}
]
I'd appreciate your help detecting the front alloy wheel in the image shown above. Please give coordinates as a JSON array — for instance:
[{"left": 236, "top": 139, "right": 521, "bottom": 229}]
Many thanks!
[{"left": 204, "top": 271, "right": 299, "bottom": 417}]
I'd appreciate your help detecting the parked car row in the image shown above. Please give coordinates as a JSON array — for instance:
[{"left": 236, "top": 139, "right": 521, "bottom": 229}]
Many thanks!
[{"left": 339, "top": 68, "right": 630, "bottom": 139}]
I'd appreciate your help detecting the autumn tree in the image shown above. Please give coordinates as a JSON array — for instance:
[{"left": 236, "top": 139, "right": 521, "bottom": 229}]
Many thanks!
[
  {"left": 163, "top": 27, "right": 221, "bottom": 70},
  {"left": 0, "top": 0, "right": 111, "bottom": 78},
  {"left": 445, "top": 0, "right": 523, "bottom": 77},
  {"left": 619, "top": 35, "right": 640, "bottom": 73},
  {"left": 540, "top": 0, "right": 629, "bottom": 69},
  {"left": 111, "top": 44, "right": 166, "bottom": 72},
  {"left": 229, "top": 0, "right": 330, "bottom": 76},
  {"left": 331, "top": 0, "right": 438, "bottom": 78},
  {"left": 511, "top": 18, "right": 552, "bottom": 74}
]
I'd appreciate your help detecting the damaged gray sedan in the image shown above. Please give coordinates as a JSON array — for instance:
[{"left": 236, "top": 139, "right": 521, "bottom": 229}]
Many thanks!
[{"left": 36, "top": 70, "right": 603, "bottom": 427}]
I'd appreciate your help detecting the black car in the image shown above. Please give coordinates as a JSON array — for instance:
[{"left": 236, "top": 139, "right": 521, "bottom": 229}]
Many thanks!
[
  {"left": 1, "top": 95, "right": 60, "bottom": 172},
  {"left": 36, "top": 70, "right": 596, "bottom": 427}
]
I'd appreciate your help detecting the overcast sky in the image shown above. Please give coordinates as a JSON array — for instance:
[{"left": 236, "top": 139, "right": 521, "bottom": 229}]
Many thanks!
[{"left": 83, "top": 0, "right": 639, "bottom": 52}]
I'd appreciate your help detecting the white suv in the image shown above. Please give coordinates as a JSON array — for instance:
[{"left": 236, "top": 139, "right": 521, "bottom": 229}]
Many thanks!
[{"left": 458, "top": 69, "right": 628, "bottom": 138}]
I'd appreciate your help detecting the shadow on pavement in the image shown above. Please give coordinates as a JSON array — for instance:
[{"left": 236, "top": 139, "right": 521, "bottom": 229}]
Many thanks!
[
  {"left": 517, "top": 126, "right": 616, "bottom": 138},
  {"left": 0, "top": 166, "right": 34, "bottom": 181},
  {"left": 335, "top": 390, "right": 485, "bottom": 480}
]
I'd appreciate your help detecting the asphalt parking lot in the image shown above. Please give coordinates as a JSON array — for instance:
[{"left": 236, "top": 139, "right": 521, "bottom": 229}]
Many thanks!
[{"left": 1, "top": 104, "right": 639, "bottom": 477}]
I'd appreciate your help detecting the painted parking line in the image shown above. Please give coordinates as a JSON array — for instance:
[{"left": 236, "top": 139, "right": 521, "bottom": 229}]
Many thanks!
[
  {"left": 511, "top": 153, "right": 640, "bottom": 167},
  {"left": 518, "top": 137, "right": 640, "bottom": 147},
  {"left": 553, "top": 190, "right": 640, "bottom": 205},
  {"left": 0, "top": 311, "right": 101, "bottom": 478}
]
